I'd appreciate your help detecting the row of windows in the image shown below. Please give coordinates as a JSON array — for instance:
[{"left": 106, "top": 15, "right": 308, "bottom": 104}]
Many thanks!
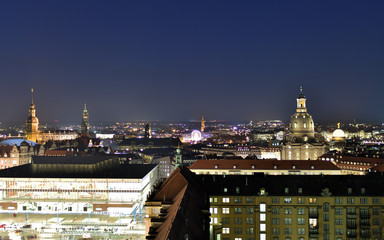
[{"left": 211, "top": 193, "right": 382, "bottom": 204}]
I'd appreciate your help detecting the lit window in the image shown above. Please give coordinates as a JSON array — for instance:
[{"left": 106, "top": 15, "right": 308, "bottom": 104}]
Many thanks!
[{"left": 260, "top": 203, "right": 266, "bottom": 212}]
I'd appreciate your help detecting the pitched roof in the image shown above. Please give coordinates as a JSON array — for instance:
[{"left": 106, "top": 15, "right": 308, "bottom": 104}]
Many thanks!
[{"left": 190, "top": 159, "right": 340, "bottom": 170}]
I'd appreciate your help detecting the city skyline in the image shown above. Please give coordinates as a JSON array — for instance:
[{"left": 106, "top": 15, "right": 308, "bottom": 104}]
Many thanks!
[{"left": 1, "top": 1, "right": 384, "bottom": 123}]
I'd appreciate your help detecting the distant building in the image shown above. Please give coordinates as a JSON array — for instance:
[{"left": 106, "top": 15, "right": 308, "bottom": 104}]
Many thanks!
[
  {"left": 0, "top": 156, "right": 158, "bottom": 217},
  {"left": 25, "top": 89, "right": 78, "bottom": 143},
  {"left": 189, "top": 159, "right": 342, "bottom": 175},
  {"left": 0, "top": 139, "right": 44, "bottom": 169},
  {"left": 117, "top": 137, "right": 181, "bottom": 151},
  {"left": 81, "top": 103, "right": 90, "bottom": 134},
  {"left": 319, "top": 152, "right": 384, "bottom": 175},
  {"left": 281, "top": 87, "right": 327, "bottom": 160}
]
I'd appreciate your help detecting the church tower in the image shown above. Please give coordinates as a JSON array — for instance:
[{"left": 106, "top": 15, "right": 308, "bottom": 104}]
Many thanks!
[
  {"left": 81, "top": 104, "right": 90, "bottom": 134},
  {"left": 289, "top": 87, "right": 315, "bottom": 141},
  {"left": 144, "top": 123, "right": 152, "bottom": 138},
  {"left": 201, "top": 115, "right": 205, "bottom": 132},
  {"left": 25, "top": 89, "right": 39, "bottom": 142}
]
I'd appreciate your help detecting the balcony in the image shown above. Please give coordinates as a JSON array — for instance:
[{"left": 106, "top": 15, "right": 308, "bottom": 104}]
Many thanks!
[
  {"left": 360, "top": 213, "right": 370, "bottom": 219},
  {"left": 347, "top": 213, "right": 357, "bottom": 218}
]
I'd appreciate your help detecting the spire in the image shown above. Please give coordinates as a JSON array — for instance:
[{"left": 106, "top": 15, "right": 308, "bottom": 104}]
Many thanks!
[
  {"left": 31, "top": 88, "right": 34, "bottom": 105},
  {"left": 298, "top": 86, "right": 305, "bottom": 99},
  {"left": 201, "top": 115, "right": 205, "bottom": 132}
]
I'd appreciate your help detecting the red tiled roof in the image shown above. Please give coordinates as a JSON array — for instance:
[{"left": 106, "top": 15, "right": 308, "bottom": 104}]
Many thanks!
[{"left": 189, "top": 159, "right": 340, "bottom": 170}]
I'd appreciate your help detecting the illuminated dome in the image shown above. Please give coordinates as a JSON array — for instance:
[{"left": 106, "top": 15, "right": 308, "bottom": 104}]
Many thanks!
[
  {"left": 191, "top": 130, "right": 202, "bottom": 142},
  {"left": 332, "top": 128, "right": 345, "bottom": 141}
]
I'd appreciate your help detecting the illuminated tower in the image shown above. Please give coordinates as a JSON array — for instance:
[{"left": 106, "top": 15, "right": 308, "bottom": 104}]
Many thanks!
[
  {"left": 289, "top": 86, "right": 315, "bottom": 141},
  {"left": 201, "top": 115, "right": 205, "bottom": 132},
  {"left": 81, "top": 104, "right": 90, "bottom": 134},
  {"left": 25, "top": 89, "right": 39, "bottom": 142},
  {"left": 174, "top": 146, "right": 183, "bottom": 168},
  {"left": 144, "top": 123, "right": 152, "bottom": 138}
]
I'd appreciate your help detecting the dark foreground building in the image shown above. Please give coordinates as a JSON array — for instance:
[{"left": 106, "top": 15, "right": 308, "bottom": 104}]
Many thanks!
[{"left": 146, "top": 166, "right": 384, "bottom": 240}]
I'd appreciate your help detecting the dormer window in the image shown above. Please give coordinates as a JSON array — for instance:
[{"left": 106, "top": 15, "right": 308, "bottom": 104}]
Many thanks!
[
  {"left": 348, "top": 188, "right": 352, "bottom": 194},
  {"left": 311, "top": 166, "right": 314, "bottom": 169},
  {"left": 285, "top": 187, "right": 289, "bottom": 194},
  {"left": 274, "top": 165, "right": 277, "bottom": 169},
  {"left": 233, "top": 165, "right": 237, "bottom": 169},
  {"left": 292, "top": 165, "right": 296, "bottom": 169},
  {"left": 361, "top": 188, "right": 365, "bottom": 194},
  {"left": 251, "top": 165, "right": 255, "bottom": 169},
  {"left": 215, "top": 165, "right": 218, "bottom": 169}
]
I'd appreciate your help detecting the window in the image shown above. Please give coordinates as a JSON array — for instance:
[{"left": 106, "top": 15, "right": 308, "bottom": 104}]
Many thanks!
[
  {"left": 360, "top": 198, "right": 368, "bottom": 204},
  {"left": 297, "top": 218, "right": 305, "bottom": 225},
  {"left": 246, "top": 217, "right": 254, "bottom": 224},
  {"left": 323, "top": 223, "right": 329, "bottom": 231},
  {"left": 246, "top": 197, "right": 254, "bottom": 203},
  {"left": 298, "top": 187, "right": 303, "bottom": 194},
  {"left": 223, "top": 197, "right": 230, "bottom": 203},
  {"left": 234, "top": 208, "right": 242, "bottom": 214},
  {"left": 284, "top": 198, "right": 292, "bottom": 203},
  {"left": 272, "top": 218, "right": 280, "bottom": 225},
  {"left": 236, "top": 187, "right": 240, "bottom": 194},
  {"left": 234, "top": 227, "right": 242, "bottom": 235},
  {"left": 223, "top": 228, "right": 230, "bottom": 234},
  {"left": 272, "top": 208, "right": 280, "bottom": 214},
  {"left": 373, "top": 218, "right": 380, "bottom": 225},
  {"left": 246, "top": 227, "right": 254, "bottom": 234},
  {"left": 285, "top": 187, "right": 289, "bottom": 194},
  {"left": 234, "top": 197, "right": 242, "bottom": 203},
  {"left": 272, "top": 227, "right": 280, "bottom": 235},
  {"left": 298, "top": 228, "right": 305, "bottom": 235},
  {"left": 323, "top": 213, "right": 329, "bottom": 221},
  {"left": 373, "top": 208, "right": 380, "bottom": 215},
  {"left": 309, "top": 197, "right": 317, "bottom": 203},
  {"left": 234, "top": 218, "right": 242, "bottom": 224},
  {"left": 297, "top": 208, "right": 305, "bottom": 215},
  {"left": 260, "top": 213, "right": 266, "bottom": 221},
  {"left": 347, "top": 208, "right": 356, "bottom": 216},
  {"left": 272, "top": 198, "right": 279, "bottom": 203},
  {"left": 222, "top": 217, "right": 230, "bottom": 224},
  {"left": 373, "top": 198, "right": 381, "bottom": 204},
  {"left": 335, "top": 228, "right": 343, "bottom": 235},
  {"left": 297, "top": 197, "right": 305, "bottom": 204},
  {"left": 347, "top": 198, "right": 355, "bottom": 204},
  {"left": 335, "top": 208, "right": 343, "bottom": 215},
  {"left": 260, "top": 224, "right": 266, "bottom": 231},
  {"left": 335, "top": 218, "right": 343, "bottom": 225},
  {"left": 323, "top": 203, "right": 329, "bottom": 212},
  {"left": 210, "top": 208, "right": 218, "bottom": 214},
  {"left": 246, "top": 207, "right": 254, "bottom": 214},
  {"left": 335, "top": 197, "right": 343, "bottom": 204},
  {"left": 284, "top": 218, "right": 292, "bottom": 225},
  {"left": 259, "top": 234, "right": 266, "bottom": 240},
  {"left": 284, "top": 208, "right": 292, "bottom": 215},
  {"left": 224, "top": 187, "right": 228, "bottom": 193},
  {"left": 373, "top": 228, "right": 381, "bottom": 235},
  {"left": 284, "top": 228, "right": 292, "bottom": 235},
  {"left": 260, "top": 203, "right": 266, "bottom": 212},
  {"left": 222, "top": 208, "right": 230, "bottom": 214}
]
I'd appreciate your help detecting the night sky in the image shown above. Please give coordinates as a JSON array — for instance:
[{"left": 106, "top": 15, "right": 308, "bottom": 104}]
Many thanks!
[{"left": 1, "top": 1, "right": 384, "bottom": 124}]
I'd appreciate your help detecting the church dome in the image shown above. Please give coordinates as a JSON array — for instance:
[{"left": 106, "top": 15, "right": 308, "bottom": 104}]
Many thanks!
[{"left": 332, "top": 128, "right": 345, "bottom": 141}]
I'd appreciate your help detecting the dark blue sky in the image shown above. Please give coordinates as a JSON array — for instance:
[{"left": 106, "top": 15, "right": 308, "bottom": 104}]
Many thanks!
[{"left": 1, "top": 1, "right": 383, "bottom": 123}]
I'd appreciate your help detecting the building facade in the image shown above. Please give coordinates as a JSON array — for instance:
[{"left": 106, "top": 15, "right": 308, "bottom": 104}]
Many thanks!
[
  {"left": 0, "top": 156, "right": 158, "bottom": 217},
  {"left": 201, "top": 174, "right": 384, "bottom": 240}
]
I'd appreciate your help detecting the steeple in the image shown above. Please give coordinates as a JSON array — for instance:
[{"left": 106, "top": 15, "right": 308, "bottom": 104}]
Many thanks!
[
  {"left": 144, "top": 123, "right": 152, "bottom": 138},
  {"left": 25, "top": 88, "right": 39, "bottom": 142},
  {"left": 296, "top": 86, "right": 307, "bottom": 113},
  {"left": 201, "top": 115, "right": 205, "bottom": 132},
  {"left": 81, "top": 103, "right": 90, "bottom": 134}
]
